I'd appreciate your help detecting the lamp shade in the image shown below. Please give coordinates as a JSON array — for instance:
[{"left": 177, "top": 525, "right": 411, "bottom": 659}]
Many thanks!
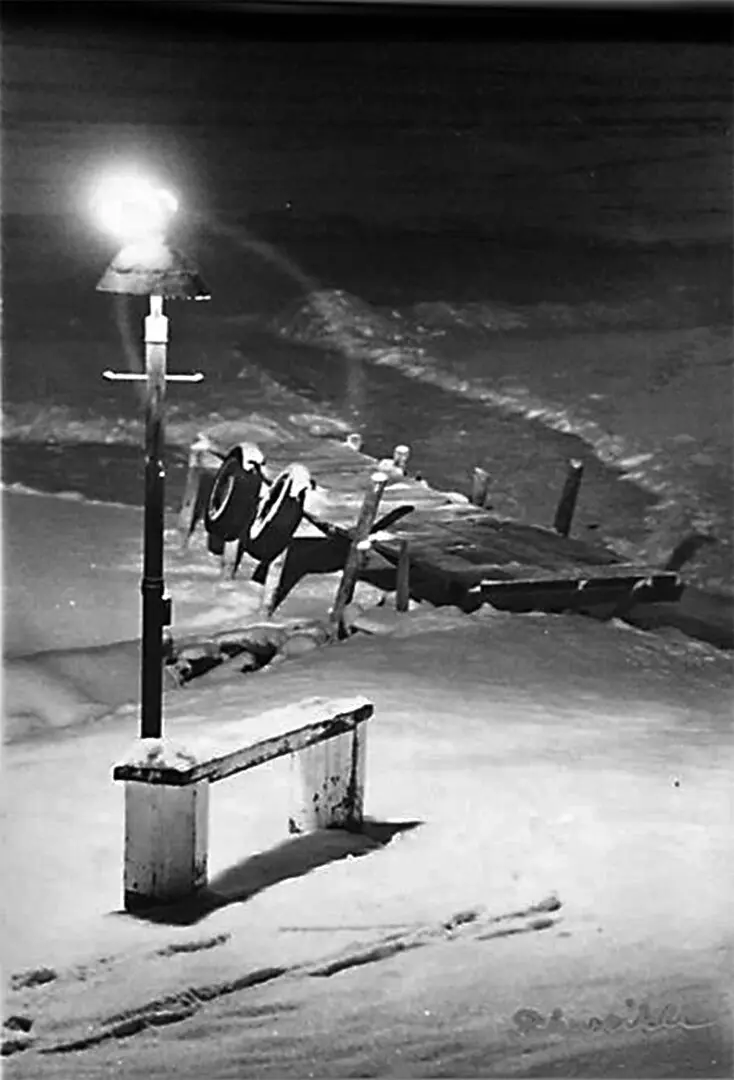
[{"left": 96, "top": 239, "right": 210, "bottom": 299}]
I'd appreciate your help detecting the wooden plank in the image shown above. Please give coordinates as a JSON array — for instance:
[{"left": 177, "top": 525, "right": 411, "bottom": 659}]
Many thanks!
[
  {"left": 262, "top": 437, "right": 366, "bottom": 460},
  {"left": 383, "top": 537, "right": 667, "bottom": 585},
  {"left": 435, "top": 528, "right": 618, "bottom": 572},
  {"left": 302, "top": 503, "right": 416, "bottom": 548},
  {"left": 365, "top": 539, "right": 525, "bottom": 585},
  {"left": 114, "top": 701, "right": 374, "bottom": 787},
  {"left": 553, "top": 459, "right": 585, "bottom": 537},
  {"left": 470, "top": 467, "right": 490, "bottom": 508},
  {"left": 395, "top": 540, "right": 411, "bottom": 611},
  {"left": 496, "top": 526, "right": 618, "bottom": 567},
  {"left": 369, "top": 532, "right": 681, "bottom": 593},
  {"left": 330, "top": 473, "right": 389, "bottom": 634},
  {"left": 311, "top": 473, "right": 378, "bottom": 491},
  {"left": 474, "top": 572, "right": 683, "bottom": 612},
  {"left": 418, "top": 505, "right": 492, "bottom": 525},
  {"left": 269, "top": 456, "right": 372, "bottom": 477},
  {"left": 302, "top": 491, "right": 625, "bottom": 587}
]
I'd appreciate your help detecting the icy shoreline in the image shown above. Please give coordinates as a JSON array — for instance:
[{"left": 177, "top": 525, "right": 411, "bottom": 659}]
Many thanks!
[
  {"left": 273, "top": 292, "right": 732, "bottom": 592},
  {"left": 2, "top": 433, "right": 732, "bottom": 1077},
  {"left": 4, "top": 282, "right": 731, "bottom": 601}
]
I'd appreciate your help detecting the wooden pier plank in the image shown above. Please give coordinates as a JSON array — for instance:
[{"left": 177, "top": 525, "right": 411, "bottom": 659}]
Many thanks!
[{"left": 427, "top": 527, "right": 616, "bottom": 572}]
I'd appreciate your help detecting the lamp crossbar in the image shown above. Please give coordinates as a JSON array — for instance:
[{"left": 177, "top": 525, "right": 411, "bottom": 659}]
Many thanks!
[{"left": 102, "top": 369, "right": 204, "bottom": 383}]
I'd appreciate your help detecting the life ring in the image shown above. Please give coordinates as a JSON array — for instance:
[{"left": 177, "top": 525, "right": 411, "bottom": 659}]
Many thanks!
[
  {"left": 204, "top": 442, "right": 265, "bottom": 543},
  {"left": 245, "top": 462, "right": 311, "bottom": 563}
]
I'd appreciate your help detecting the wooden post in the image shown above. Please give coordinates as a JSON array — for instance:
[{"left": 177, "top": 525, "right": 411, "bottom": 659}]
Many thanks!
[
  {"left": 329, "top": 472, "right": 388, "bottom": 635},
  {"left": 470, "top": 467, "right": 490, "bottom": 508},
  {"left": 259, "top": 548, "right": 290, "bottom": 616},
  {"left": 396, "top": 539, "right": 411, "bottom": 611},
  {"left": 393, "top": 444, "right": 410, "bottom": 473},
  {"left": 221, "top": 538, "right": 242, "bottom": 579},
  {"left": 553, "top": 459, "right": 584, "bottom": 537},
  {"left": 178, "top": 439, "right": 207, "bottom": 549},
  {"left": 289, "top": 723, "right": 367, "bottom": 833},
  {"left": 122, "top": 778, "right": 209, "bottom": 910},
  {"left": 663, "top": 532, "right": 715, "bottom": 572}
]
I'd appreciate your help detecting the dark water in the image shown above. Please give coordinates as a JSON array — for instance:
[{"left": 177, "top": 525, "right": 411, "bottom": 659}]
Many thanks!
[
  {"left": 1, "top": 212, "right": 729, "bottom": 564},
  {"left": 4, "top": 16, "right": 732, "bottom": 238},
  {"left": 2, "top": 16, "right": 731, "bottom": 600},
  {"left": 0, "top": 325, "right": 656, "bottom": 557}
]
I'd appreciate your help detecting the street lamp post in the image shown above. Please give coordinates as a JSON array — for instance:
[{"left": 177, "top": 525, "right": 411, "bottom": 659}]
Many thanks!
[{"left": 92, "top": 175, "right": 210, "bottom": 739}]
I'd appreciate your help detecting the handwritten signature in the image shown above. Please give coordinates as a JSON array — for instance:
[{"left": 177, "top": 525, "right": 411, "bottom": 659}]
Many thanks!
[{"left": 513, "top": 999, "right": 714, "bottom": 1038}]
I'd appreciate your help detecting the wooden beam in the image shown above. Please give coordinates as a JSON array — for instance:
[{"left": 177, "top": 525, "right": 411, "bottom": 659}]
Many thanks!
[
  {"left": 259, "top": 548, "right": 290, "bottom": 616},
  {"left": 393, "top": 444, "right": 411, "bottom": 473},
  {"left": 663, "top": 532, "right": 716, "bottom": 573},
  {"left": 113, "top": 701, "right": 374, "bottom": 787},
  {"left": 395, "top": 539, "right": 411, "bottom": 612},
  {"left": 553, "top": 459, "right": 585, "bottom": 537},
  {"left": 177, "top": 443, "right": 205, "bottom": 549},
  {"left": 474, "top": 572, "right": 683, "bottom": 612},
  {"left": 330, "top": 472, "right": 389, "bottom": 635},
  {"left": 289, "top": 723, "right": 367, "bottom": 834},
  {"left": 470, "top": 467, "right": 490, "bottom": 508},
  {"left": 178, "top": 438, "right": 223, "bottom": 549}
]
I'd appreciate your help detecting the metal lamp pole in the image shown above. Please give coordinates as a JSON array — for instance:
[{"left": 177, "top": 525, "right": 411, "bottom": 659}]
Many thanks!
[
  {"left": 97, "top": 233, "right": 209, "bottom": 740},
  {"left": 141, "top": 293, "right": 169, "bottom": 739}
]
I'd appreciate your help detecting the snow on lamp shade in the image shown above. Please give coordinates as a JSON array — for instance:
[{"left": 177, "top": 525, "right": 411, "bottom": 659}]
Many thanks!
[{"left": 96, "top": 239, "right": 210, "bottom": 299}]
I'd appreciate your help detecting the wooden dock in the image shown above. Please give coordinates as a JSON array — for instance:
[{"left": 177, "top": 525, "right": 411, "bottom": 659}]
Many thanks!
[{"left": 186, "top": 431, "right": 682, "bottom": 621}]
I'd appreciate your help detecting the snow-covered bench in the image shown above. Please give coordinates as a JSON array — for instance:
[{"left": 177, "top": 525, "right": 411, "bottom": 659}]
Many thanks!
[{"left": 112, "top": 696, "right": 374, "bottom": 911}]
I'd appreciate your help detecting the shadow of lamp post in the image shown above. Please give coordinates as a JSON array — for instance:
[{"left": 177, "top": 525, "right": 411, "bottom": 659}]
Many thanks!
[{"left": 92, "top": 174, "right": 210, "bottom": 739}]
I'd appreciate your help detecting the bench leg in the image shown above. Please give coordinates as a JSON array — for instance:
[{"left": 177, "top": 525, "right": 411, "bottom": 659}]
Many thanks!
[
  {"left": 122, "top": 780, "right": 209, "bottom": 911},
  {"left": 289, "top": 724, "right": 367, "bottom": 834}
]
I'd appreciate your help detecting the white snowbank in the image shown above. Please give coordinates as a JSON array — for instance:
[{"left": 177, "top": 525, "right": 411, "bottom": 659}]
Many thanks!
[
  {"left": 3, "top": 601, "right": 732, "bottom": 1076},
  {"left": 3, "top": 478, "right": 732, "bottom": 1078}
]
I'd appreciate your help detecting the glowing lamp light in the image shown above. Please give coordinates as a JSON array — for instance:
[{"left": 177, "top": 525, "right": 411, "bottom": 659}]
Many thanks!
[
  {"left": 91, "top": 173, "right": 179, "bottom": 243},
  {"left": 92, "top": 171, "right": 208, "bottom": 300}
]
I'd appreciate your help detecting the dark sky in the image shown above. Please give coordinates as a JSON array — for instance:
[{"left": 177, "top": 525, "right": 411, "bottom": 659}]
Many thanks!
[{"left": 2, "top": 2, "right": 731, "bottom": 238}]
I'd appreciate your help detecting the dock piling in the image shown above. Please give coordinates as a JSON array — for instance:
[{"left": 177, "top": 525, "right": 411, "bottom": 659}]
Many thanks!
[
  {"left": 178, "top": 439, "right": 213, "bottom": 549},
  {"left": 393, "top": 444, "right": 411, "bottom": 474},
  {"left": 330, "top": 471, "right": 389, "bottom": 635},
  {"left": 221, "top": 538, "right": 243, "bottom": 579},
  {"left": 470, "top": 467, "right": 490, "bottom": 508},
  {"left": 553, "top": 459, "right": 585, "bottom": 537},
  {"left": 260, "top": 549, "right": 290, "bottom": 616},
  {"left": 396, "top": 540, "right": 411, "bottom": 612}
]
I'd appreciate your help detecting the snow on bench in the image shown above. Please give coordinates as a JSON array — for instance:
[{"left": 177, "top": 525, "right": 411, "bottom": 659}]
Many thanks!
[{"left": 112, "top": 696, "right": 374, "bottom": 911}]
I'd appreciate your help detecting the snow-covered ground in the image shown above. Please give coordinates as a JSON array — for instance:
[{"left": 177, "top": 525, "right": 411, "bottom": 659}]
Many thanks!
[{"left": 2, "top": 492, "right": 732, "bottom": 1076}]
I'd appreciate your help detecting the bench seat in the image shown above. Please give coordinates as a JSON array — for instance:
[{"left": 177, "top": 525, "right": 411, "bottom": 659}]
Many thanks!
[{"left": 114, "top": 696, "right": 374, "bottom": 786}]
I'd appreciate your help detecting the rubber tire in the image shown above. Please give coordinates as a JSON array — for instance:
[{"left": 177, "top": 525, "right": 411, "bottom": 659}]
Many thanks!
[
  {"left": 205, "top": 451, "right": 263, "bottom": 543},
  {"left": 245, "top": 468, "right": 307, "bottom": 563}
]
